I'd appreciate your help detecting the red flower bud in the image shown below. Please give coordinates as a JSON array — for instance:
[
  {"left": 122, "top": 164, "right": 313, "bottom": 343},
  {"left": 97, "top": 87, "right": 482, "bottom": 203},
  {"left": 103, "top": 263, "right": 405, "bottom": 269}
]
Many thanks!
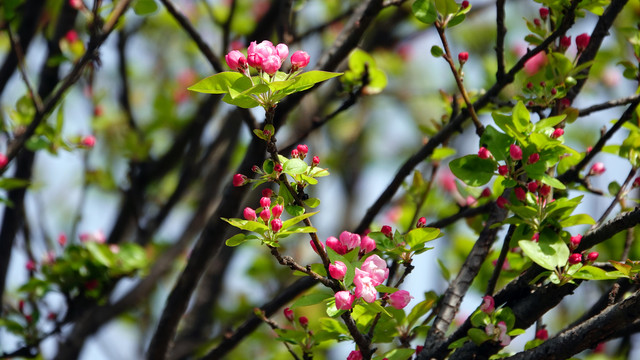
[
  {"left": 243, "top": 207, "right": 257, "bottom": 221},
  {"left": 297, "top": 144, "right": 309, "bottom": 155},
  {"left": 539, "top": 184, "right": 551, "bottom": 197},
  {"left": 539, "top": 7, "right": 549, "bottom": 20},
  {"left": 271, "top": 204, "right": 284, "bottom": 218},
  {"left": 515, "top": 187, "right": 526, "bottom": 202},
  {"left": 568, "top": 253, "right": 582, "bottom": 265},
  {"left": 260, "top": 197, "right": 271, "bottom": 209},
  {"left": 274, "top": 163, "right": 283, "bottom": 172},
  {"left": 536, "top": 328, "right": 549, "bottom": 340},
  {"left": 509, "top": 144, "right": 522, "bottom": 160},
  {"left": 589, "top": 162, "right": 605, "bottom": 175},
  {"left": 312, "top": 156, "right": 320, "bottom": 165},
  {"left": 259, "top": 209, "right": 270, "bottom": 222},
  {"left": 291, "top": 149, "right": 299, "bottom": 158},
  {"left": 417, "top": 217, "right": 427, "bottom": 228},
  {"left": 527, "top": 82, "right": 533, "bottom": 89},
  {"left": 550, "top": 88, "right": 557, "bottom": 95},
  {"left": 233, "top": 174, "right": 247, "bottom": 187},
  {"left": 461, "top": 0, "right": 469, "bottom": 9},
  {"left": 498, "top": 165, "right": 508, "bottom": 176},
  {"left": 532, "top": 232, "right": 539, "bottom": 242},
  {"left": 270, "top": 218, "right": 283, "bottom": 232},
  {"left": 81, "top": 135, "right": 96, "bottom": 148},
  {"left": 381, "top": 225, "right": 393, "bottom": 237},
  {"left": 262, "top": 188, "right": 274, "bottom": 198},
  {"left": 481, "top": 188, "right": 492, "bottom": 197},
  {"left": 283, "top": 307, "right": 294, "bottom": 322},
  {"left": 0, "top": 153, "right": 7, "bottom": 168},
  {"left": 570, "top": 234, "right": 582, "bottom": 248},
  {"left": 458, "top": 52, "right": 469, "bottom": 64},
  {"left": 496, "top": 196, "right": 509, "bottom": 208},
  {"left": 299, "top": 316, "right": 309, "bottom": 327},
  {"left": 551, "top": 128, "right": 564, "bottom": 139},
  {"left": 528, "top": 153, "right": 540, "bottom": 164},
  {"left": 560, "top": 36, "right": 571, "bottom": 49},
  {"left": 587, "top": 251, "right": 599, "bottom": 262},
  {"left": 634, "top": 177, "right": 640, "bottom": 188},
  {"left": 478, "top": 147, "right": 491, "bottom": 159},
  {"left": 533, "top": 18, "right": 541, "bottom": 27},
  {"left": 527, "top": 181, "right": 538, "bottom": 193},
  {"left": 576, "top": 33, "right": 590, "bottom": 52}
]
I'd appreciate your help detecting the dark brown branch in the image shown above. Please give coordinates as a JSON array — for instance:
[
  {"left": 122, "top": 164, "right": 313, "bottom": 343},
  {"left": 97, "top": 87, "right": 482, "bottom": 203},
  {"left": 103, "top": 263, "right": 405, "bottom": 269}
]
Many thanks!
[
  {"left": 495, "top": 0, "right": 506, "bottom": 82},
  {"left": 485, "top": 224, "right": 515, "bottom": 296},
  {"left": 578, "top": 93, "right": 640, "bottom": 117},
  {"left": 596, "top": 168, "right": 637, "bottom": 226}
]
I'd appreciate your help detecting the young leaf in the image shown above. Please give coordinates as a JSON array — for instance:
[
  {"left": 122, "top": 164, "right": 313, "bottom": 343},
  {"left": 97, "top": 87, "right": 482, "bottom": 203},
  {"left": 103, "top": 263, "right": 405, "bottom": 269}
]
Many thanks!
[
  {"left": 225, "top": 233, "right": 248, "bottom": 247},
  {"left": 412, "top": 0, "right": 438, "bottom": 25},
  {"left": 188, "top": 72, "right": 244, "bottom": 94},
  {"left": 449, "top": 155, "right": 496, "bottom": 186}
]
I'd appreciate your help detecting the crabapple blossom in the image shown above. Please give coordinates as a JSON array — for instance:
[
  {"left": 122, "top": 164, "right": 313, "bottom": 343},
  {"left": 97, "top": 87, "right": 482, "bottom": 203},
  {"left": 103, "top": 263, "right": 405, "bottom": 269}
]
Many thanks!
[
  {"left": 335, "top": 291, "right": 355, "bottom": 310},
  {"left": 297, "top": 144, "right": 309, "bottom": 155},
  {"left": 339, "top": 231, "right": 361, "bottom": 251},
  {"left": 290, "top": 51, "right": 310, "bottom": 70},
  {"left": 539, "top": 7, "right": 549, "bottom": 19},
  {"left": 570, "top": 234, "right": 582, "bottom": 248},
  {"left": 381, "top": 225, "right": 392, "bottom": 237},
  {"left": 329, "top": 261, "right": 347, "bottom": 280},
  {"left": 515, "top": 187, "right": 526, "bottom": 202},
  {"left": 275, "top": 43, "right": 289, "bottom": 61},
  {"left": 360, "top": 254, "right": 389, "bottom": 286},
  {"left": 388, "top": 290, "right": 413, "bottom": 309},
  {"left": 283, "top": 307, "right": 294, "bottom": 322},
  {"left": 0, "top": 154, "right": 7, "bottom": 168},
  {"left": 310, "top": 239, "right": 325, "bottom": 254},
  {"left": 485, "top": 321, "right": 511, "bottom": 346},
  {"left": 478, "top": 147, "right": 491, "bottom": 159},
  {"left": 233, "top": 174, "right": 247, "bottom": 187},
  {"left": 270, "top": 218, "right": 282, "bottom": 232},
  {"left": 243, "top": 207, "right": 257, "bottom": 221},
  {"left": 312, "top": 156, "right": 320, "bottom": 165},
  {"left": 271, "top": 204, "right": 283, "bottom": 218},
  {"left": 528, "top": 153, "right": 540, "bottom": 164},
  {"left": 458, "top": 52, "right": 469, "bottom": 64},
  {"left": 528, "top": 181, "right": 538, "bottom": 193},
  {"left": 536, "top": 328, "right": 549, "bottom": 340},
  {"left": 347, "top": 350, "right": 363, "bottom": 360},
  {"left": 291, "top": 149, "right": 299, "bottom": 158},
  {"left": 568, "top": 253, "right": 582, "bottom": 265},
  {"left": 576, "top": 33, "right": 590, "bottom": 52},
  {"left": 58, "top": 233, "right": 67, "bottom": 246},
  {"left": 260, "top": 197, "right": 271, "bottom": 209},
  {"left": 509, "top": 144, "right": 522, "bottom": 160},
  {"left": 589, "top": 162, "right": 605, "bottom": 175},
  {"left": 326, "top": 236, "right": 348, "bottom": 255},
  {"left": 225, "top": 50, "right": 247, "bottom": 72},
  {"left": 551, "top": 128, "right": 564, "bottom": 138},
  {"left": 539, "top": 184, "right": 551, "bottom": 197},
  {"left": 417, "top": 216, "right": 427, "bottom": 228},
  {"left": 587, "top": 251, "right": 599, "bottom": 262},
  {"left": 259, "top": 209, "right": 270, "bottom": 222},
  {"left": 354, "top": 268, "right": 378, "bottom": 302},
  {"left": 498, "top": 165, "right": 508, "bottom": 176},
  {"left": 360, "top": 235, "right": 376, "bottom": 254},
  {"left": 481, "top": 295, "right": 495, "bottom": 313},
  {"left": 81, "top": 135, "right": 96, "bottom": 147}
]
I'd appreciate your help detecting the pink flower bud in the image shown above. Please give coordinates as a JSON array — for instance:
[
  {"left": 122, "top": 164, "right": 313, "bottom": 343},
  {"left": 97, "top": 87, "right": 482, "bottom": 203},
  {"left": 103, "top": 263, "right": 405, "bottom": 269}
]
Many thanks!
[
  {"left": 568, "top": 253, "right": 582, "bottom": 265},
  {"left": 560, "top": 36, "right": 571, "bottom": 49},
  {"left": 270, "top": 218, "right": 283, "bottom": 232},
  {"left": 271, "top": 204, "right": 283, "bottom": 218},
  {"left": 533, "top": 18, "right": 541, "bottom": 27},
  {"left": 233, "top": 174, "right": 247, "bottom": 187},
  {"left": 461, "top": 0, "right": 469, "bottom": 9},
  {"left": 225, "top": 50, "right": 248, "bottom": 72},
  {"left": 275, "top": 43, "right": 289, "bottom": 62},
  {"left": 298, "top": 316, "right": 308, "bottom": 327},
  {"left": 361, "top": 254, "right": 389, "bottom": 286},
  {"left": 527, "top": 82, "right": 533, "bottom": 89},
  {"left": 81, "top": 135, "right": 96, "bottom": 148},
  {"left": 252, "top": 165, "right": 261, "bottom": 173},
  {"left": 360, "top": 235, "right": 376, "bottom": 253},
  {"left": 551, "top": 88, "right": 557, "bottom": 95},
  {"left": 247, "top": 53, "right": 264, "bottom": 69},
  {"left": 389, "top": 290, "right": 413, "bottom": 309},
  {"left": 335, "top": 291, "right": 355, "bottom": 310},
  {"left": 576, "top": 33, "right": 590, "bottom": 52},
  {"left": 0, "top": 153, "right": 7, "bottom": 168},
  {"left": 539, "top": 184, "right": 551, "bottom": 197},
  {"left": 347, "top": 350, "right": 363, "bottom": 360},
  {"left": 18, "top": 299, "right": 25, "bottom": 313},
  {"left": 260, "top": 197, "right": 271, "bottom": 209},
  {"left": 417, "top": 217, "right": 427, "bottom": 228},
  {"left": 458, "top": 52, "right": 469, "bottom": 64},
  {"left": 274, "top": 163, "right": 283, "bottom": 173},
  {"left": 498, "top": 165, "right": 508, "bottom": 176},
  {"left": 539, "top": 7, "right": 549, "bottom": 20},
  {"left": 480, "top": 295, "right": 495, "bottom": 313},
  {"left": 536, "top": 328, "right": 549, "bottom": 340},
  {"left": 634, "top": 177, "right": 640, "bottom": 188},
  {"left": 291, "top": 51, "right": 310, "bottom": 70},
  {"left": 497, "top": 196, "right": 509, "bottom": 208},
  {"left": 283, "top": 307, "right": 294, "bottom": 322},
  {"left": 339, "top": 231, "right": 361, "bottom": 251},
  {"left": 26, "top": 260, "right": 36, "bottom": 271},
  {"left": 65, "top": 30, "right": 78, "bottom": 43},
  {"left": 262, "top": 188, "right": 273, "bottom": 198},
  {"left": 509, "top": 144, "right": 522, "bottom": 160},
  {"left": 312, "top": 156, "right": 320, "bottom": 165},
  {"left": 259, "top": 209, "right": 270, "bottom": 222},
  {"left": 310, "top": 239, "right": 325, "bottom": 254},
  {"left": 329, "top": 261, "right": 347, "bottom": 280},
  {"left": 291, "top": 149, "right": 299, "bottom": 158},
  {"left": 528, "top": 153, "right": 540, "bottom": 164},
  {"left": 587, "top": 251, "right": 599, "bottom": 262},
  {"left": 262, "top": 55, "right": 282, "bottom": 75},
  {"left": 416, "top": 346, "right": 424, "bottom": 355},
  {"left": 527, "top": 181, "right": 538, "bottom": 193},
  {"left": 515, "top": 187, "right": 526, "bottom": 202},
  {"left": 48, "top": 312, "right": 57, "bottom": 320},
  {"left": 589, "top": 162, "right": 605, "bottom": 175},
  {"left": 243, "top": 207, "right": 257, "bottom": 221},
  {"left": 326, "top": 236, "right": 347, "bottom": 255},
  {"left": 481, "top": 188, "right": 492, "bottom": 197},
  {"left": 58, "top": 233, "right": 67, "bottom": 246},
  {"left": 551, "top": 128, "right": 564, "bottom": 139},
  {"left": 381, "top": 225, "right": 392, "bottom": 237},
  {"left": 478, "top": 147, "right": 491, "bottom": 159},
  {"left": 532, "top": 232, "right": 539, "bottom": 242},
  {"left": 70, "top": 0, "right": 84, "bottom": 9},
  {"left": 297, "top": 144, "right": 309, "bottom": 155},
  {"left": 25, "top": 314, "right": 33, "bottom": 323},
  {"left": 570, "top": 234, "right": 582, "bottom": 248}
]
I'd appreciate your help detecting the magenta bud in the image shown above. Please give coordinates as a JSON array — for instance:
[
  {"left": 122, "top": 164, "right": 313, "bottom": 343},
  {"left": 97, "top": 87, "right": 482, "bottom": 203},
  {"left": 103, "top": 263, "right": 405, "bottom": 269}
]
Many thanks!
[
  {"left": 568, "top": 253, "right": 582, "bottom": 265},
  {"left": 243, "top": 207, "right": 257, "bottom": 221}
]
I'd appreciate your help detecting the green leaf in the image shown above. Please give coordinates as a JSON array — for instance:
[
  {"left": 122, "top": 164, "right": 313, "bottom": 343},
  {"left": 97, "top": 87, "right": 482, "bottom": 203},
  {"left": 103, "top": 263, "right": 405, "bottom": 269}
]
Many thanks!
[
  {"left": 222, "top": 93, "right": 260, "bottom": 108},
  {"left": 559, "top": 214, "right": 595, "bottom": 227},
  {"left": 572, "top": 265, "right": 621, "bottom": 280},
  {"left": 406, "top": 292, "right": 438, "bottom": 327},
  {"left": 86, "top": 242, "right": 115, "bottom": 268},
  {"left": 432, "top": 147, "right": 456, "bottom": 160},
  {"left": 449, "top": 155, "right": 496, "bottom": 186},
  {"left": 133, "top": 0, "right": 158, "bottom": 15},
  {"left": 412, "top": 0, "right": 438, "bottom": 24},
  {"left": 281, "top": 211, "right": 319, "bottom": 230},
  {"left": 360, "top": 300, "right": 391, "bottom": 317},
  {"left": 117, "top": 243, "right": 148, "bottom": 271},
  {"left": 188, "top": 72, "right": 244, "bottom": 94},
  {"left": 0, "top": 178, "right": 30, "bottom": 190},
  {"left": 283, "top": 158, "right": 308, "bottom": 175},
  {"left": 365, "top": 68, "right": 388, "bottom": 94},
  {"left": 541, "top": 174, "right": 566, "bottom": 190},
  {"left": 448, "top": 336, "right": 470, "bottom": 350},
  {"left": 305, "top": 198, "right": 320, "bottom": 208},
  {"left": 468, "top": 328, "right": 491, "bottom": 345},
  {"left": 225, "top": 233, "right": 248, "bottom": 247},
  {"left": 376, "top": 285, "right": 399, "bottom": 294},
  {"left": 284, "top": 71, "right": 342, "bottom": 94},
  {"left": 512, "top": 101, "right": 531, "bottom": 133},
  {"left": 406, "top": 227, "right": 441, "bottom": 250},
  {"left": 430, "top": 45, "right": 444, "bottom": 57},
  {"left": 480, "top": 125, "right": 512, "bottom": 161},
  {"left": 518, "top": 232, "right": 569, "bottom": 271},
  {"left": 470, "top": 310, "right": 490, "bottom": 327},
  {"left": 285, "top": 205, "right": 305, "bottom": 217},
  {"left": 533, "top": 114, "right": 566, "bottom": 132},
  {"left": 437, "top": 258, "right": 450, "bottom": 281},
  {"left": 379, "top": 348, "right": 416, "bottom": 360},
  {"left": 508, "top": 328, "right": 526, "bottom": 336},
  {"left": 221, "top": 218, "right": 269, "bottom": 233},
  {"left": 290, "top": 292, "right": 332, "bottom": 308},
  {"left": 435, "top": 0, "right": 458, "bottom": 16}
]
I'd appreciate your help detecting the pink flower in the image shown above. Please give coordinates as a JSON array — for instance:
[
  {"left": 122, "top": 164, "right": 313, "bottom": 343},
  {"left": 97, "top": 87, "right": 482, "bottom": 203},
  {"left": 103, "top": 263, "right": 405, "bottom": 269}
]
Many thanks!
[
  {"left": 26, "top": 260, "right": 36, "bottom": 271},
  {"left": 80, "top": 230, "right": 106, "bottom": 243},
  {"left": 389, "top": 290, "right": 413, "bottom": 309},
  {"left": 551, "top": 128, "right": 564, "bottom": 139},
  {"left": 339, "top": 231, "right": 361, "bottom": 251},
  {"left": 528, "top": 153, "right": 540, "bottom": 164},
  {"left": 259, "top": 209, "right": 270, "bottom": 222},
  {"left": 329, "top": 261, "right": 347, "bottom": 280},
  {"left": 271, "top": 204, "right": 283, "bottom": 218},
  {"left": 417, "top": 217, "right": 427, "bottom": 228},
  {"left": 496, "top": 196, "right": 509, "bottom": 208},
  {"left": 480, "top": 295, "right": 495, "bottom": 313},
  {"left": 576, "top": 33, "right": 590, "bottom": 52},
  {"left": 243, "top": 207, "right": 257, "bottom": 221},
  {"left": 485, "top": 321, "right": 511, "bottom": 346},
  {"left": 478, "top": 147, "right": 491, "bottom": 159},
  {"left": 262, "top": 54, "right": 282, "bottom": 75},
  {"left": 297, "top": 144, "right": 309, "bottom": 155},
  {"left": 271, "top": 218, "right": 283, "bottom": 232},
  {"left": 570, "top": 234, "right": 582, "bottom": 248},
  {"left": 260, "top": 197, "right": 271, "bottom": 209},
  {"left": 524, "top": 51, "right": 546, "bottom": 76},
  {"left": 248, "top": 40, "right": 275, "bottom": 59},
  {"left": 458, "top": 52, "right": 469, "bottom": 64},
  {"left": 587, "top": 251, "right": 599, "bottom": 262},
  {"left": 233, "top": 174, "right": 247, "bottom": 187},
  {"left": 347, "top": 350, "right": 363, "bottom": 360},
  {"left": 361, "top": 254, "right": 389, "bottom": 286},
  {"left": 536, "top": 328, "right": 549, "bottom": 340},
  {"left": 0, "top": 153, "right": 7, "bottom": 168},
  {"left": 310, "top": 239, "right": 325, "bottom": 254},
  {"left": 528, "top": 181, "right": 538, "bottom": 193},
  {"left": 326, "top": 236, "right": 348, "bottom": 255},
  {"left": 312, "top": 156, "right": 320, "bottom": 165},
  {"left": 498, "top": 165, "right": 508, "bottom": 176},
  {"left": 81, "top": 135, "right": 96, "bottom": 148},
  {"left": 354, "top": 268, "right": 378, "bottom": 302},
  {"left": 225, "top": 50, "right": 248, "bottom": 72},
  {"left": 275, "top": 43, "right": 289, "bottom": 62},
  {"left": 509, "top": 144, "right": 522, "bottom": 160},
  {"left": 58, "top": 233, "right": 67, "bottom": 246},
  {"left": 247, "top": 53, "right": 263, "bottom": 69},
  {"left": 335, "top": 291, "right": 355, "bottom": 310},
  {"left": 283, "top": 307, "right": 294, "bottom": 322},
  {"left": 568, "top": 253, "right": 582, "bottom": 265},
  {"left": 589, "top": 162, "right": 605, "bottom": 175},
  {"left": 291, "top": 51, "right": 310, "bottom": 70},
  {"left": 539, "top": 7, "right": 549, "bottom": 19},
  {"left": 515, "top": 187, "right": 526, "bottom": 202},
  {"left": 360, "top": 235, "right": 376, "bottom": 254}
]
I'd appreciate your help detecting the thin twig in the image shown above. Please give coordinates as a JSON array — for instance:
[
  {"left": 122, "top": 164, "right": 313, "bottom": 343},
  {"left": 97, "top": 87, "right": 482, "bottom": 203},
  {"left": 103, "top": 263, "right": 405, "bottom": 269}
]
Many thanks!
[
  {"left": 485, "top": 224, "right": 515, "bottom": 296},
  {"left": 579, "top": 94, "right": 640, "bottom": 117},
  {"left": 596, "top": 168, "right": 637, "bottom": 226},
  {"left": 6, "top": 26, "right": 44, "bottom": 113}
]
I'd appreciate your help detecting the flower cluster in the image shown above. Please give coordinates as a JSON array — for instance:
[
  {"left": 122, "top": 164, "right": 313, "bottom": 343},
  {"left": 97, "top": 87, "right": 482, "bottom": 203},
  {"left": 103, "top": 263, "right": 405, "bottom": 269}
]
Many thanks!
[
  {"left": 310, "top": 231, "right": 376, "bottom": 256},
  {"left": 225, "top": 40, "right": 310, "bottom": 76},
  {"left": 244, "top": 196, "right": 284, "bottom": 233}
]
